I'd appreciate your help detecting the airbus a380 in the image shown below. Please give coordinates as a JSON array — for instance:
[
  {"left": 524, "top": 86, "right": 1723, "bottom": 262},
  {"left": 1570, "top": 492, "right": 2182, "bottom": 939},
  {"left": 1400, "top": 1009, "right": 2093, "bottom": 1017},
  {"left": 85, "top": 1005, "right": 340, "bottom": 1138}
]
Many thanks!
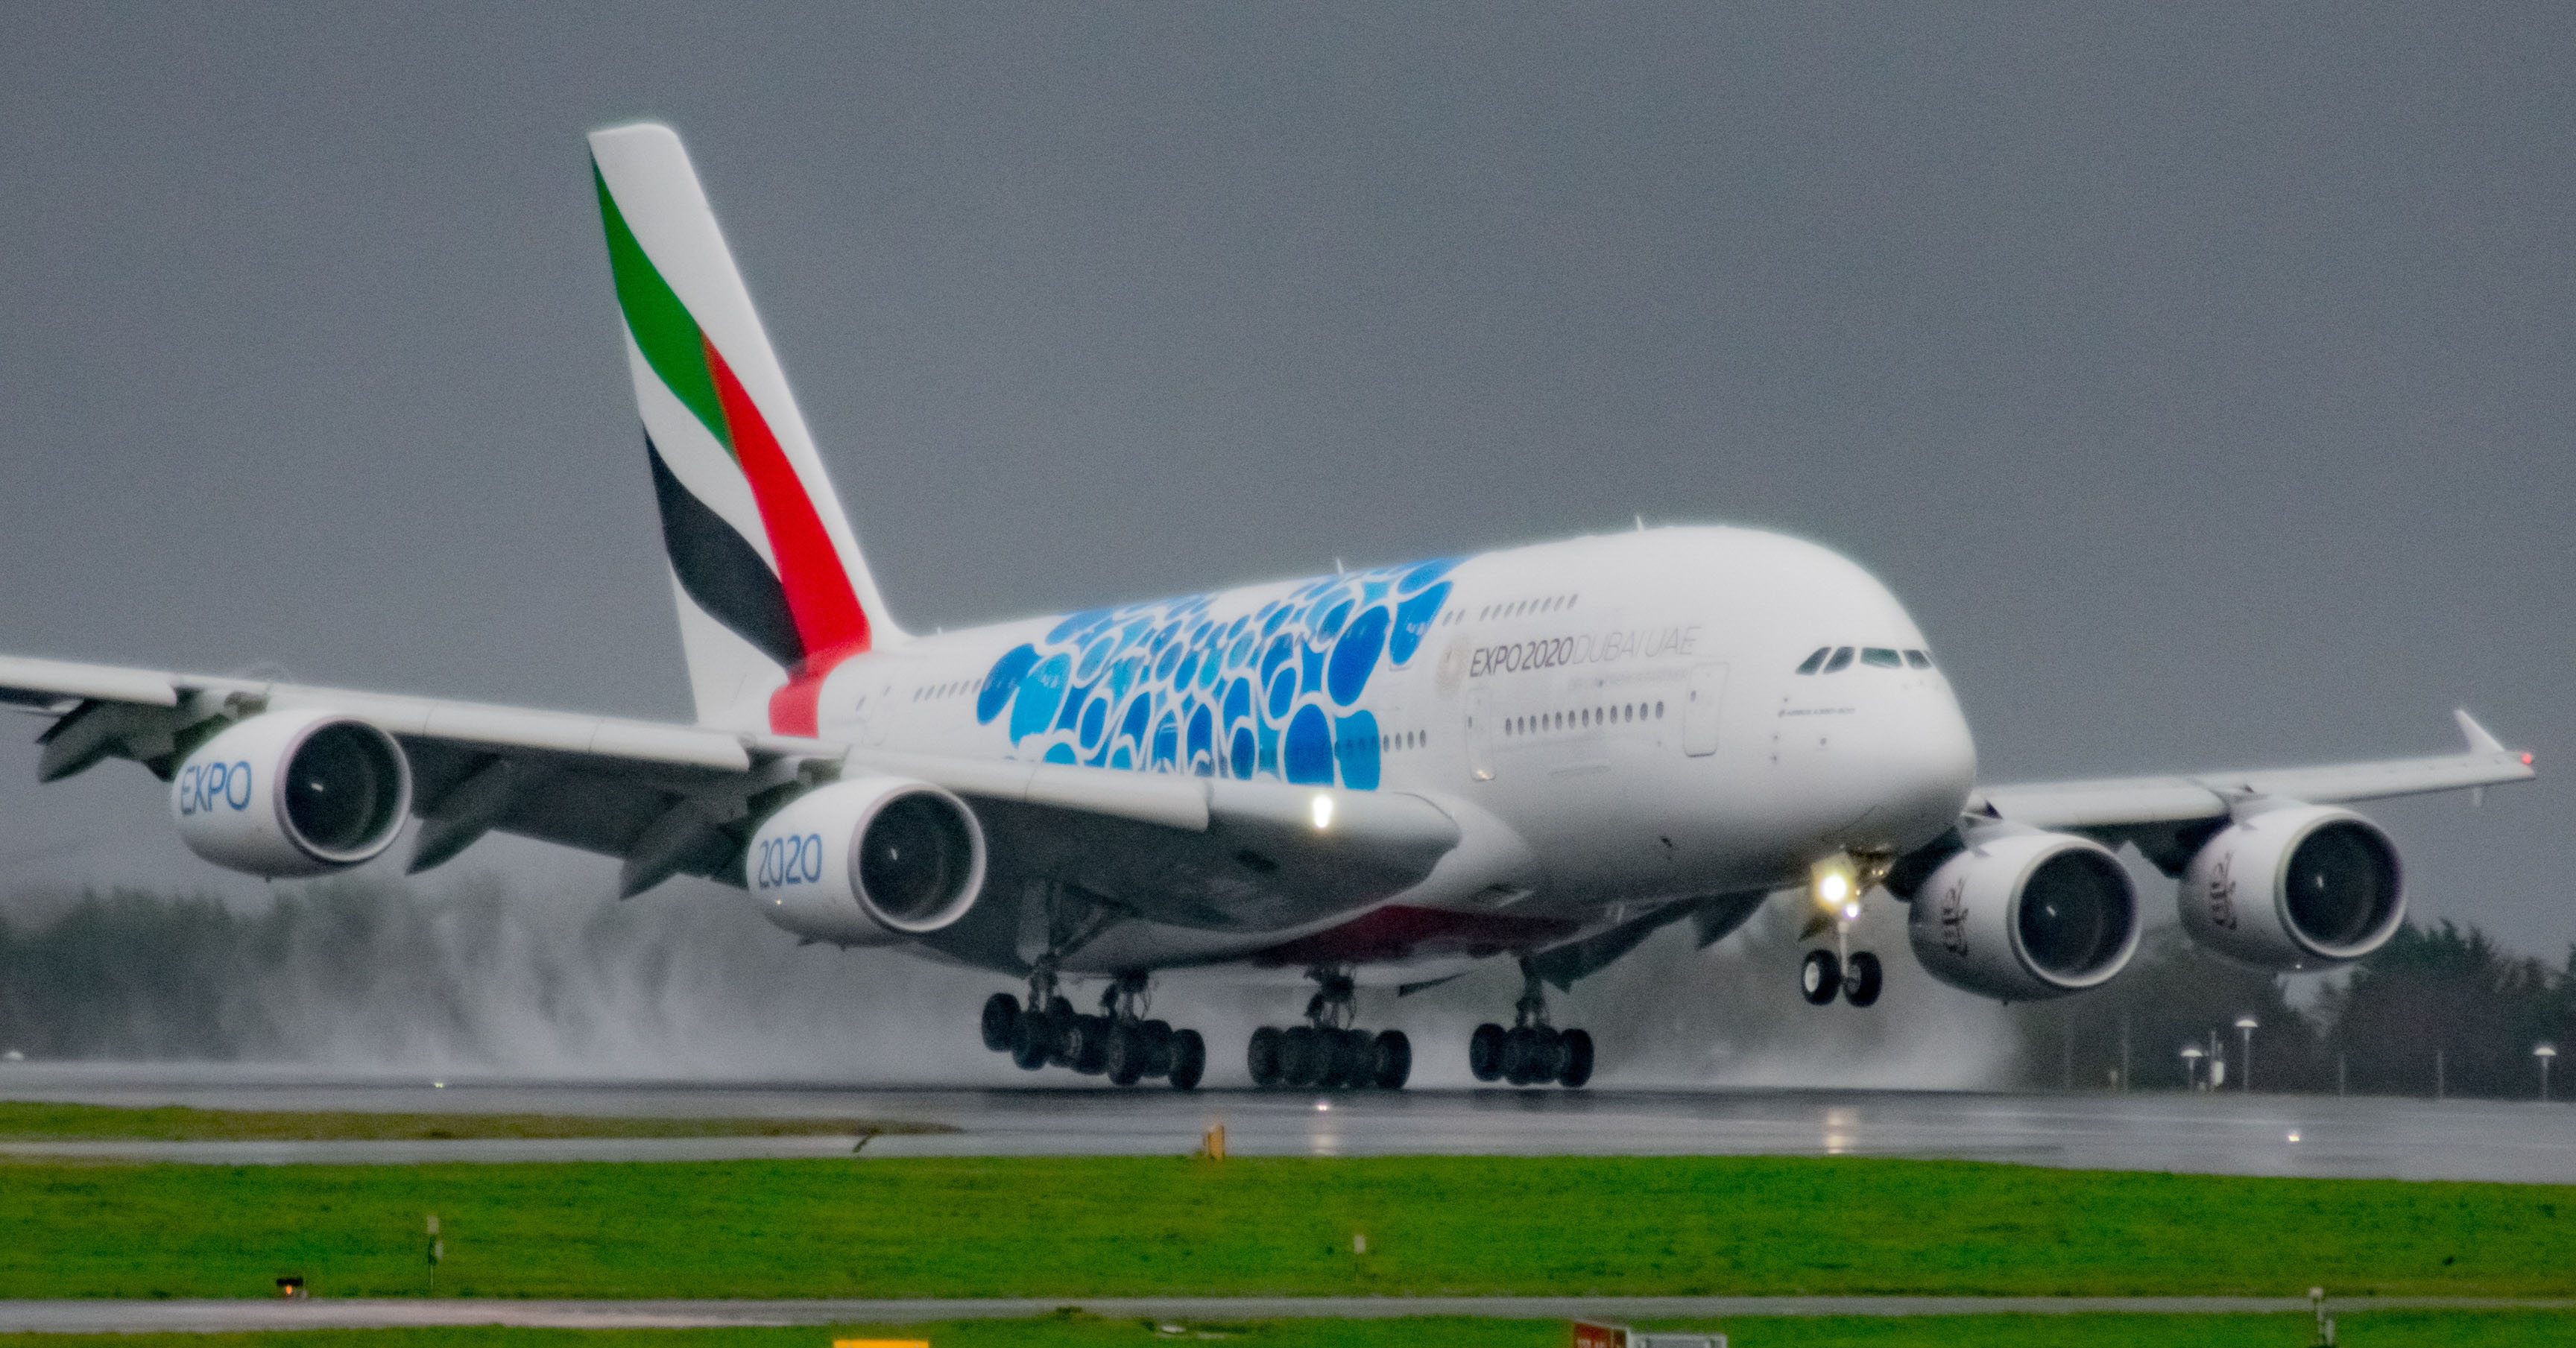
[{"left": 1, "top": 124, "right": 2536, "bottom": 1090}]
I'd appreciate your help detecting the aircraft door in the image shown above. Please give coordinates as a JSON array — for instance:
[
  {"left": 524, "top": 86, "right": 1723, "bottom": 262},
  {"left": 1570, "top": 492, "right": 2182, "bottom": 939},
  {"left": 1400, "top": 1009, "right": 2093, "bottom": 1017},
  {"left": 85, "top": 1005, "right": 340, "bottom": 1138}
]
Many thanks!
[
  {"left": 1465, "top": 686, "right": 1497, "bottom": 780},
  {"left": 1681, "top": 663, "right": 1726, "bottom": 757}
]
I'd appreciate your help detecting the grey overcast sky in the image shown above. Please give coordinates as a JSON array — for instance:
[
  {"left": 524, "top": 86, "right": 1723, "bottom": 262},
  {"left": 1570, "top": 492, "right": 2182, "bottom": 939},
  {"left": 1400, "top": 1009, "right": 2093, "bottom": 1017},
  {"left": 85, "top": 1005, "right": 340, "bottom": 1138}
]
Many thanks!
[{"left": 1, "top": 4, "right": 2570, "bottom": 953}]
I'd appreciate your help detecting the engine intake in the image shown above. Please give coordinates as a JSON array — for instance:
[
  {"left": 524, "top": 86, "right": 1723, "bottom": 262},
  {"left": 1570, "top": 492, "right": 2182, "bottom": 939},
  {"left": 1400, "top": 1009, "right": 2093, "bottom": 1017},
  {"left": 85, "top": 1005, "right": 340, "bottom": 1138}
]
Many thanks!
[
  {"left": 2179, "top": 801, "right": 2403, "bottom": 969},
  {"left": 1907, "top": 826, "right": 2141, "bottom": 1001},
  {"left": 171, "top": 709, "right": 412, "bottom": 877},
  {"left": 748, "top": 776, "right": 988, "bottom": 946}
]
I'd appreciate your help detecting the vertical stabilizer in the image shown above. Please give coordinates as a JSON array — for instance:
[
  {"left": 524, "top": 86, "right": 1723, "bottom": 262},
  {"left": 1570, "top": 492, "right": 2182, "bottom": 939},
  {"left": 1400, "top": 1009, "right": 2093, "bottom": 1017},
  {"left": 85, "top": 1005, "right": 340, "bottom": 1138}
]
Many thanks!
[{"left": 588, "top": 121, "right": 903, "bottom": 735}]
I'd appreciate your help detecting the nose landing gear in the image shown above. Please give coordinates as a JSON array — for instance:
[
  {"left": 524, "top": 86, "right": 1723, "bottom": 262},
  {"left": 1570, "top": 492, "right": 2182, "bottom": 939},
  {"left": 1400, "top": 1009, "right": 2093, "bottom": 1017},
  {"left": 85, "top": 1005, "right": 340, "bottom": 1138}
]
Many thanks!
[
  {"left": 1800, "top": 853, "right": 1890, "bottom": 1008},
  {"left": 1246, "top": 966, "right": 1412, "bottom": 1090},
  {"left": 979, "top": 968, "right": 1206, "bottom": 1089},
  {"left": 1799, "top": 948, "right": 1882, "bottom": 1007},
  {"left": 1469, "top": 958, "right": 1594, "bottom": 1088}
]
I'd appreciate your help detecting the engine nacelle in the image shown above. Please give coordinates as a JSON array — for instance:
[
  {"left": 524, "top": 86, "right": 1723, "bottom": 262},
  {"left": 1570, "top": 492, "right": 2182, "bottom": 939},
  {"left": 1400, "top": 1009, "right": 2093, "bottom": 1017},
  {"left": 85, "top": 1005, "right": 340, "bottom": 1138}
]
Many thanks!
[
  {"left": 2178, "top": 801, "right": 2403, "bottom": 970},
  {"left": 748, "top": 776, "right": 988, "bottom": 946},
  {"left": 1907, "top": 826, "right": 2141, "bottom": 1001},
  {"left": 170, "top": 709, "right": 412, "bottom": 877}
]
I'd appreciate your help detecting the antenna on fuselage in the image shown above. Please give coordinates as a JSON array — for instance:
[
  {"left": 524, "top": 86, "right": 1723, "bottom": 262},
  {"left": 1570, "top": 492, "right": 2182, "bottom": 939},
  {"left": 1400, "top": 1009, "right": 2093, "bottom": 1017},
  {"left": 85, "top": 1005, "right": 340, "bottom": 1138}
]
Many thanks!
[{"left": 1634, "top": 513, "right": 1645, "bottom": 531}]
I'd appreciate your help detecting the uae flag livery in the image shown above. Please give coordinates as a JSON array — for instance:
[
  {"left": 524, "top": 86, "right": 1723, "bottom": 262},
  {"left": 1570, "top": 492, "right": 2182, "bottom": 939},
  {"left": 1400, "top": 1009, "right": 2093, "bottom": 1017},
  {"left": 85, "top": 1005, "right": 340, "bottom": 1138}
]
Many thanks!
[{"left": 588, "top": 124, "right": 892, "bottom": 735}]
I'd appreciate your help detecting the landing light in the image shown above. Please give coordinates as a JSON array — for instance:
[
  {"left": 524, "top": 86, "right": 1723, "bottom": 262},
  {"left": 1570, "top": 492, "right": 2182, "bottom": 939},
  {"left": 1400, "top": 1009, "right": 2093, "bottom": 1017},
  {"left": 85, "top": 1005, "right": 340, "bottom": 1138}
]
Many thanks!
[
  {"left": 1810, "top": 854, "right": 1859, "bottom": 914},
  {"left": 1310, "top": 794, "right": 1335, "bottom": 831}
]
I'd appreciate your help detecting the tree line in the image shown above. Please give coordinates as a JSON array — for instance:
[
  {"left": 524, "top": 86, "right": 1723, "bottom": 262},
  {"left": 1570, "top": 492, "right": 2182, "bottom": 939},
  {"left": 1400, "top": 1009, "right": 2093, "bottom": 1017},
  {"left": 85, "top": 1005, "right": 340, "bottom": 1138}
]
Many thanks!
[{"left": 2015, "top": 919, "right": 2576, "bottom": 1099}]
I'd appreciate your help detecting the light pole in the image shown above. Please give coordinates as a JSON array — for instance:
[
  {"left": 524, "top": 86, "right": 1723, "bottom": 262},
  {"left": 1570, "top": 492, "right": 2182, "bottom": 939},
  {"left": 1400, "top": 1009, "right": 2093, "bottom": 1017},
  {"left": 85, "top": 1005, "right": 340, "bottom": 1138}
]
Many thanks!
[
  {"left": 2235, "top": 1016, "right": 2259, "bottom": 1094},
  {"left": 2182, "top": 1045, "right": 2206, "bottom": 1092},
  {"left": 2540, "top": 1045, "right": 2559, "bottom": 1102}
]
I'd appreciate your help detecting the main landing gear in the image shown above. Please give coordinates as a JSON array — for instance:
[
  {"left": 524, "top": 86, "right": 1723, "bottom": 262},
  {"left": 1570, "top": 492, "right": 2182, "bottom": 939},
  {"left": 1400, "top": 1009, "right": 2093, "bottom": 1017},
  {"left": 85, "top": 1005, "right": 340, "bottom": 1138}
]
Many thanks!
[
  {"left": 979, "top": 969, "right": 1207, "bottom": 1089},
  {"left": 1246, "top": 967, "right": 1412, "bottom": 1090},
  {"left": 1469, "top": 958, "right": 1594, "bottom": 1089}
]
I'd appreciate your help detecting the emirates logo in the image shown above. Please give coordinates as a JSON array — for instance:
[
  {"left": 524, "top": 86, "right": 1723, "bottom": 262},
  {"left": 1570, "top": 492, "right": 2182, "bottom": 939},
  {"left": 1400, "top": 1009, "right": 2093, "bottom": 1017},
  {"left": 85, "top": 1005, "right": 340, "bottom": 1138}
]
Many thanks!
[
  {"left": 1936, "top": 878, "right": 1970, "bottom": 956},
  {"left": 2206, "top": 855, "right": 2239, "bottom": 931}
]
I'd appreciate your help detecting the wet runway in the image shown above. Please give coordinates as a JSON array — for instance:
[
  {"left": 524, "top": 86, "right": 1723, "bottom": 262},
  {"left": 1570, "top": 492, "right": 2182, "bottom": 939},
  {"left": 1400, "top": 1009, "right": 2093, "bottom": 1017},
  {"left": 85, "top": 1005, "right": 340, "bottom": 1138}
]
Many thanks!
[{"left": 2, "top": 1063, "right": 2571, "bottom": 1183}]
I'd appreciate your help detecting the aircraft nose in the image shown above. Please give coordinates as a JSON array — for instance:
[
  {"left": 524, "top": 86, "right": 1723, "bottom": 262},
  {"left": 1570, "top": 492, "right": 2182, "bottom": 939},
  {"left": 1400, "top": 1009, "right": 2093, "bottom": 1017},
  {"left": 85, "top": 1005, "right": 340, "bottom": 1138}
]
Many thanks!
[{"left": 1854, "top": 679, "right": 1978, "bottom": 853}]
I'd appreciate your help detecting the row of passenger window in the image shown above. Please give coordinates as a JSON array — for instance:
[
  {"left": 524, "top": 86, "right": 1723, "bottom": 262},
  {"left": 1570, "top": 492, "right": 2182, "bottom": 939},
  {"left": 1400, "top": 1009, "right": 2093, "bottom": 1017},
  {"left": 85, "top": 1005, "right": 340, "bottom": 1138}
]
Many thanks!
[
  {"left": 1507, "top": 700, "right": 1666, "bottom": 736},
  {"left": 1477, "top": 592, "right": 1579, "bottom": 622},
  {"left": 1796, "top": 645, "right": 1933, "bottom": 674}
]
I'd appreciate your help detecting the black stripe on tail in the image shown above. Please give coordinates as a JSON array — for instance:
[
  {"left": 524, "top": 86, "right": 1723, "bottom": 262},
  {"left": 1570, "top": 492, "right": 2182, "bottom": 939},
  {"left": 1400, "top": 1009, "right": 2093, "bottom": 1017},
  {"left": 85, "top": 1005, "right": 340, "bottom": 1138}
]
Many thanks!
[{"left": 646, "top": 435, "right": 804, "bottom": 670}]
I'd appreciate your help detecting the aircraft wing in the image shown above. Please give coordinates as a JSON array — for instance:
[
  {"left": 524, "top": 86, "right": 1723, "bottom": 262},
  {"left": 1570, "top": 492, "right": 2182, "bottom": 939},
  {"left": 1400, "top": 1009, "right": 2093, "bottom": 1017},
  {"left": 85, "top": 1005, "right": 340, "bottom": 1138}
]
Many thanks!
[
  {"left": 1966, "top": 709, "right": 2535, "bottom": 866},
  {"left": 0, "top": 654, "right": 1460, "bottom": 930}
]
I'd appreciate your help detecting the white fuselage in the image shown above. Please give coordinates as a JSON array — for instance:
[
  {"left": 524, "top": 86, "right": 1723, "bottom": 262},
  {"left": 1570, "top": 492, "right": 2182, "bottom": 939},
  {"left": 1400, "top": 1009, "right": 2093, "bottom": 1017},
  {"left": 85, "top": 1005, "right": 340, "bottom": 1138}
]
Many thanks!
[{"left": 795, "top": 525, "right": 1977, "bottom": 977}]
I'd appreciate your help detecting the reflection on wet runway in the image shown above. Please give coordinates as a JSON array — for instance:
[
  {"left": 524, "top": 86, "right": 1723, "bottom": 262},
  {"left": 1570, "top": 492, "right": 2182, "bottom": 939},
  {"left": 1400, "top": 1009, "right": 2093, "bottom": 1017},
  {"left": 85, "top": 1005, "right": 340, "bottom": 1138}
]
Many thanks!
[{"left": 2, "top": 1063, "right": 2570, "bottom": 1182}]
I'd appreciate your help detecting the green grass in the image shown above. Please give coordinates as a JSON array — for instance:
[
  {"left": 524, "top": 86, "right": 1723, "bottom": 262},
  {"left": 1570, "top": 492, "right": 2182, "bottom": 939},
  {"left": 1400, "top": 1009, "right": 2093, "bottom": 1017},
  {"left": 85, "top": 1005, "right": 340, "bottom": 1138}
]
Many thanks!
[
  {"left": 5, "top": 1314, "right": 2576, "bottom": 1348},
  {"left": 0, "top": 1102, "right": 948, "bottom": 1143},
  {"left": 1, "top": 1155, "right": 2571, "bottom": 1300}
]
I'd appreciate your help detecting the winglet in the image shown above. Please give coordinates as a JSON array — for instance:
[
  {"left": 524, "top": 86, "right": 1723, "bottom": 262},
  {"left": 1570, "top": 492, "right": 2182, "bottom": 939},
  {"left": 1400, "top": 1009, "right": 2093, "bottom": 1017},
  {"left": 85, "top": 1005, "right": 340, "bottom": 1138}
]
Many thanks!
[{"left": 2455, "top": 708, "right": 2507, "bottom": 755}]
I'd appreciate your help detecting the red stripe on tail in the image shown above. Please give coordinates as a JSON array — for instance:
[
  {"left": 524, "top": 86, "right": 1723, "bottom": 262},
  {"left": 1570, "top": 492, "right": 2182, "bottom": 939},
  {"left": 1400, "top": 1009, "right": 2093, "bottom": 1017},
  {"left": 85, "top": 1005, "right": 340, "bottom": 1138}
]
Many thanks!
[{"left": 704, "top": 338, "right": 871, "bottom": 734}]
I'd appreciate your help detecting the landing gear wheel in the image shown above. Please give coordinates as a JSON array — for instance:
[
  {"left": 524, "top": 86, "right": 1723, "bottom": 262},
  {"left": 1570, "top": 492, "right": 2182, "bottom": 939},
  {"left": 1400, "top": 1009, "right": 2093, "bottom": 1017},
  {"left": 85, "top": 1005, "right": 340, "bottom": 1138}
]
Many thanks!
[
  {"left": 1043, "top": 997, "right": 1078, "bottom": 1066},
  {"left": 1800, "top": 949, "right": 1843, "bottom": 1006},
  {"left": 979, "top": 993, "right": 1020, "bottom": 1051},
  {"left": 1370, "top": 1029, "right": 1412, "bottom": 1089},
  {"left": 1843, "top": 951, "right": 1884, "bottom": 1007},
  {"left": 1556, "top": 1028, "right": 1594, "bottom": 1088},
  {"left": 1009, "top": 1013, "right": 1051, "bottom": 1070},
  {"left": 1500, "top": 1025, "right": 1541, "bottom": 1085},
  {"left": 1168, "top": 1028, "right": 1206, "bottom": 1090},
  {"left": 1063, "top": 1014, "right": 1111, "bottom": 1075},
  {"left": 1105, "top": 1022, "right": 1147, "bottom": 1086},
  {"left": 1468, "top": 1022, "right": 1507, "bottom": 1082},
  {"left": 1247, "top": 1026, "right": 1284, "bottom": 1086},
  {"left": 1281, "top": 1025, "right": 1324, "bottom": 1088},
  {"left": 1336, "top": 1028, "right": 1377, "bottom": 1089},
  {"left": 1140, "top": 1019, "right": 1175, "bottom": 1077}
]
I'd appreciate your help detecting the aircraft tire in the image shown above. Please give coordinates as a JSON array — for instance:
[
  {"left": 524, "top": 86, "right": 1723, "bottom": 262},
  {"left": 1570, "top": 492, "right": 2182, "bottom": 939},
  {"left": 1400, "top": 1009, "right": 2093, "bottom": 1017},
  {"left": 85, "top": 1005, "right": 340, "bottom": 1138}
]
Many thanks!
[
  {"left": 1281, "top": 1025, "right": 1323, "bottom": 1088},
  {"left": 1468, "top": 1022, "right": 1507, "bottom": 1082},
  {"left": 1557, "top": 1028, "right": 1594, "bottom": 1088},
  {"left": 1045, "top": 997, "right": 1079, "bottom": 1066},
  {"left": 1800, "top": 949, "right": 1842, "bottom": 1006},
  {"left": 1501, "top": 1025, "right": 1541, "bottom": 1085},
  {"left": 1246, "top": 1026, "right": 1284, "bottom": 1086},
  {"left": 1333, "top": 1030, "right": 1362, "bottom": 1087},
  {"left": 1168, "top": 1028, "right": 1206, "bottom": 1090},
  {"left": 1105, "top": 1022, "right": 1146, "bottom": 1086},
  {"left": 1843, "top": 952, "right": 1884, "bottom": 1007},
  {"left": 1009, "top": 1013, "right": 1051, "bottom": 1071},
  {"left": 979, "top": 993, "right": 1020, "bottom": 1051},
  {"left": 1141, "top": 1019, "right": 1175, "bottom": 1076},
  {"left": 1370, "top": 1029, "right": 1412, "bottom": 1089}
]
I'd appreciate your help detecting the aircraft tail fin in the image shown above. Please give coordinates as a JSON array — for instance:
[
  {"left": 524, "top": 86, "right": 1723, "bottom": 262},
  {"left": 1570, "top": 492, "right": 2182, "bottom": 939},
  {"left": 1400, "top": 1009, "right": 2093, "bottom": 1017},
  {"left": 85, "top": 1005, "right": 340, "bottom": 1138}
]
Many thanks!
[{"left": 587, "top": 121, "right": 902, "bottom": 735}]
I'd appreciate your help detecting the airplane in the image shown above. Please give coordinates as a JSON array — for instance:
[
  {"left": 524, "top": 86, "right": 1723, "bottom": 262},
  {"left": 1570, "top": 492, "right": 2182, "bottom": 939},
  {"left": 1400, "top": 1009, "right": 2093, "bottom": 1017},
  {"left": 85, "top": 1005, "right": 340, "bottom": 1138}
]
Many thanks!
[{"left": 0, "top": 124, "right": 2536, "bottom": 1091}]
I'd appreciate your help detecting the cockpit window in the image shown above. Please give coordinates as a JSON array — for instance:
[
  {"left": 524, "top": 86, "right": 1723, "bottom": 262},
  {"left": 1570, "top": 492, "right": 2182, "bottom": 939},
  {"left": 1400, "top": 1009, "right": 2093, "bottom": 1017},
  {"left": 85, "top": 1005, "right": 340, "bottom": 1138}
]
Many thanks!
[
  {"left": 1861, "top": 648, "right": 1901, "bottom": 668},
  {"left": 1795, "top": 647, "right": 1830, "bottom": 674},
  {"left": 1822, "top": 646, "right": 1855, "bottom": 673},
  {"left": 1904, "top": 649, "right": 1933, "bottom": 669}
]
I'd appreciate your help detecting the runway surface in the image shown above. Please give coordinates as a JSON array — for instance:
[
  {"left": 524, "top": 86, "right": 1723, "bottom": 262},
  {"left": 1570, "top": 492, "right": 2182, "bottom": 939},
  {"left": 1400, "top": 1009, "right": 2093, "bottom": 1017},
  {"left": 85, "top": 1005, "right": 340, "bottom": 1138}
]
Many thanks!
[
  {"left": 1, "top": 1295, "right": 2567, "bottom": 1333},
  {"left": 4, "top": 1063, "right": 2572, "bottom": 1180}
]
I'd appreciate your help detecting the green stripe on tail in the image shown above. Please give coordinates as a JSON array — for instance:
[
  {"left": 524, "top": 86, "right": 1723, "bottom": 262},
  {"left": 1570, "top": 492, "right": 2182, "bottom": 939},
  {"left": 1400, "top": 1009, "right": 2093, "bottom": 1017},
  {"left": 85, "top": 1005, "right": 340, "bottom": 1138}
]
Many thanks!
[{"left": 595, "top": 165, "right": 729, "bottom": 452}]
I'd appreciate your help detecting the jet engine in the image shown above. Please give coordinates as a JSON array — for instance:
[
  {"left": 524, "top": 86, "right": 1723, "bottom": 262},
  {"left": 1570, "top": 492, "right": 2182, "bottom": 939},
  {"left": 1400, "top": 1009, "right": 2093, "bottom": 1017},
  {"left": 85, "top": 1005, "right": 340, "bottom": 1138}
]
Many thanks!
[
  {"left": 748, "top": 776, "right": 988, "bottom": 946},
  {"left": 170, "top": 709, "right": 413, "bottom": 877},
  {"left": 2178, "top": 801, "right": 2402, "bottom": 970},
  {"left": 1906, "top": 826, "right": 2141, "bottom": 1001}
]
